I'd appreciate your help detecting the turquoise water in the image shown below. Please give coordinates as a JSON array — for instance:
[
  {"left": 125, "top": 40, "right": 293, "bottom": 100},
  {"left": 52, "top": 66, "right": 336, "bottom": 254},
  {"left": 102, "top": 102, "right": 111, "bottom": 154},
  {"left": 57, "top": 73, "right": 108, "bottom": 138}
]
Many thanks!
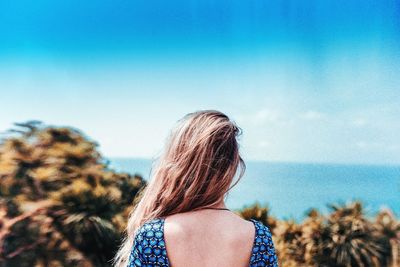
[{"left": 109, "top": 158, "right": 399, "bottom": 221}]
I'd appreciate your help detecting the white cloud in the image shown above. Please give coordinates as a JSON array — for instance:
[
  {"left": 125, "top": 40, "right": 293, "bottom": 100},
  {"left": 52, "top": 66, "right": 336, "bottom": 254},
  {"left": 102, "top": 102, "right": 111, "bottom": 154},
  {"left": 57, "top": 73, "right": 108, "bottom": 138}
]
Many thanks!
[
  {"left": 386, "top": 145, "right": 400, "bottom": 152},
  {"left": 242, "top": 108, "right": 294, "bottom": 127},
  {"left": 259, "top": 140, "right": 270, "bottom": 148},
  {"left": 299, "top": 110, "right": 326, "bottom": 121},
  {"left": 352, "top": 118, "right": 368, "bottom": 127},
  {"left": 356, "top": 141, "right": 368, "bottom": 149},
  {"left": 355, "top": 141, "right": 382, "bottom": 150},
  {"left": 253, "top": 109, "right": 280, "bottom": 123}
]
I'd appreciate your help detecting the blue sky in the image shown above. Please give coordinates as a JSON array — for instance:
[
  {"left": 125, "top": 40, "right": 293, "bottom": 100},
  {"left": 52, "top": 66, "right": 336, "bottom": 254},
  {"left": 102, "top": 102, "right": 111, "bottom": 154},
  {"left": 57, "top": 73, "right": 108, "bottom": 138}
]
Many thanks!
[{"left": 0, "top": 0, "right": 399, "bottom": 164}]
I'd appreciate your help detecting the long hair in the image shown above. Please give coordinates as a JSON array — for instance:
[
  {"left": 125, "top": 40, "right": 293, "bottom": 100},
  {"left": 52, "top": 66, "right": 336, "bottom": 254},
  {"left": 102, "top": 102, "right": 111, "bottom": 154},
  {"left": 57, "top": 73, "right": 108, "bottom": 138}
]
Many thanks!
[{"left": 113, "top": 110, "right": 246, "bottom": 266}]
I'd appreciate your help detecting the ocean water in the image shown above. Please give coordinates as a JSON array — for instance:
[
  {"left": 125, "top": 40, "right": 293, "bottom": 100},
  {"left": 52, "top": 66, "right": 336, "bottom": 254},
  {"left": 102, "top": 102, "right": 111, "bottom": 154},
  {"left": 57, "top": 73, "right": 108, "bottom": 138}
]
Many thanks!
[{"left": 109, "top": 158, "right": 400, "bottom": 221}]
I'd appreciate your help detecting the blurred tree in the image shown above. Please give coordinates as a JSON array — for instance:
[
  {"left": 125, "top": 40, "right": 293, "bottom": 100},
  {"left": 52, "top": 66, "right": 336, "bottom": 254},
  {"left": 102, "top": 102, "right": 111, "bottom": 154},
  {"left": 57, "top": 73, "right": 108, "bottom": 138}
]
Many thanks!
[
  {"left": 258, "top": 202, "right": 399, "bottom": 267},
  {"left": 274, "top": 219, "right": 306, "bottom": 266},
  {"left": 301, "top": 209, "right": 325, "bottom": 265},
  {"left": 318, "top": 202, "right": 386, "bottom": 267},
  {"left": 374, "top": 209, "right": 400, "bottom": 267},
  {"left": 0, "top": 122, "right": 145, "bottom": 266},
  {"left": 237, "top": 202, "right": 277, "bottom": 232}
]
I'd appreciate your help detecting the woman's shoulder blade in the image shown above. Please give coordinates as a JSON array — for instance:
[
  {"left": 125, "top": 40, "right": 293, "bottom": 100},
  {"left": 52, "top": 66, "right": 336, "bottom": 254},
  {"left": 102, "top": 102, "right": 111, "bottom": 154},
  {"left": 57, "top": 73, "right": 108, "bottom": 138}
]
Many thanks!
[{"left": 129, "top": 217, "right": 278, "bottom": 267}]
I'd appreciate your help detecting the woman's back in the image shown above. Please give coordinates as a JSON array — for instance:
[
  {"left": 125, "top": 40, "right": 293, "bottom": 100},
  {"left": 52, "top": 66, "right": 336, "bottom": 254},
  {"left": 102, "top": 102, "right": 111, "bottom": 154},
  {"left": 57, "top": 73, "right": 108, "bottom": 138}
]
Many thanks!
[
  {"left": 115, "top": 110, "right": 279, "bottom": 267},
  {"left": 128, "top": 209, "right": 278, "bottom": 267}
]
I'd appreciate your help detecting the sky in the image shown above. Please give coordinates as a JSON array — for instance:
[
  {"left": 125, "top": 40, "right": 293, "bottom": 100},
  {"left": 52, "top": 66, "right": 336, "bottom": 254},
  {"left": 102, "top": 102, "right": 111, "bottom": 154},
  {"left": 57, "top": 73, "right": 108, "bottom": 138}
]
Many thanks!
[{"left": 0, "top": 0, "right": 400, "bottom": 165}]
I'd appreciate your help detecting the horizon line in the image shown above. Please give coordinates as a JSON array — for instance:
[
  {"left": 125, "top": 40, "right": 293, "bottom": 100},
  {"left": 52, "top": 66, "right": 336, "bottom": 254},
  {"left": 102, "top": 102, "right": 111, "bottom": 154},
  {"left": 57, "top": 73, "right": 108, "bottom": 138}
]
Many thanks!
[{"left": 107, "top": 156, "right": 400, "bottom": 168}]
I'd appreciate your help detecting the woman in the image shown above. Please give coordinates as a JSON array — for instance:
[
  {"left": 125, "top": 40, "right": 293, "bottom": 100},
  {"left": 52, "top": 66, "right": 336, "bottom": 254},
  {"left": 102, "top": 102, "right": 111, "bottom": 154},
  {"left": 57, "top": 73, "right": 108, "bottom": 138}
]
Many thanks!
[{"left": 114, "top": 110, "right": 278, "bottom": 267}]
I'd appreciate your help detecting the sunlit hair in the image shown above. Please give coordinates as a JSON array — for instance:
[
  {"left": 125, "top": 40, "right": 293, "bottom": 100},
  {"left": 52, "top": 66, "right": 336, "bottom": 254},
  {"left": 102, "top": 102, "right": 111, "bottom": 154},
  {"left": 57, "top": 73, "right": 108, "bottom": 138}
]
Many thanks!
[{"left": 113, "top": 110, "right": 246, "bottom": 267}]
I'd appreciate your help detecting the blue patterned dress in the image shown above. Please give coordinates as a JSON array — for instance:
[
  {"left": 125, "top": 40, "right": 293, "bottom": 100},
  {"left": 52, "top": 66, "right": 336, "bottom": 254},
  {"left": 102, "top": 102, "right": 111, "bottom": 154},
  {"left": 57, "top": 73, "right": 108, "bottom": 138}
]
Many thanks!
[{"left": 127, "top": 217, "right": 278, "bottom": 267}]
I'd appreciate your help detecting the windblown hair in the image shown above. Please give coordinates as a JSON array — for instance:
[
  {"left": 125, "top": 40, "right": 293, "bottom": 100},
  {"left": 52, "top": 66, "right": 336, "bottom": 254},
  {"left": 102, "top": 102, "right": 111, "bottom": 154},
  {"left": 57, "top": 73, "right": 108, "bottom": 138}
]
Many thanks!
[{"left": 113, "top": 110, "right": 246, "bottom": 267}]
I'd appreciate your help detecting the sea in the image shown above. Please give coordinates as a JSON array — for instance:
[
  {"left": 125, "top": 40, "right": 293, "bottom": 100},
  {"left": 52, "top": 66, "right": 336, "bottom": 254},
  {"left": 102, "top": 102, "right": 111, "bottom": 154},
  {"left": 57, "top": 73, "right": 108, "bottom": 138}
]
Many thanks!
[{"left": 109, "top": 158, "right": 400, "bottom": 221}]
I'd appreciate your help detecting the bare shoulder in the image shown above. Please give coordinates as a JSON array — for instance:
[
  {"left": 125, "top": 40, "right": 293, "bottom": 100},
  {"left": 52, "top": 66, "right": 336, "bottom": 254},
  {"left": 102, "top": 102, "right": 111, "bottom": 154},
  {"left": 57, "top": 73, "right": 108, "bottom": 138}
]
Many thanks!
[
  {"left": 163, "top": 210, "right": 255, "bottom": 242},
  {"left": 162, "top": 214, "right": 188, "bottom": 243},
  {"left": 162, "top": 211, "right": 262, "bottom": 266}
]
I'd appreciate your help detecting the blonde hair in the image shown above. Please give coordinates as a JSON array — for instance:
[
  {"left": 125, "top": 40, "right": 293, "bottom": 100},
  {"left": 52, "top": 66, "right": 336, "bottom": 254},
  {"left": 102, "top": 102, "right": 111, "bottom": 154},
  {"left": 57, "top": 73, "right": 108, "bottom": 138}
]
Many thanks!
[{"left": 113, "top": 110, "right": 246, "bottom": 266}]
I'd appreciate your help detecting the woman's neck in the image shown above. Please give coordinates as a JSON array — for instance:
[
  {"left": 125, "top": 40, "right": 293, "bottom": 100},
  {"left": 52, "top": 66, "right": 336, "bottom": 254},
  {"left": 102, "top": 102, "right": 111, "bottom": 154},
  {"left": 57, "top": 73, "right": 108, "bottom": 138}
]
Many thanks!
[{"left": 209, "top": 199, "right": 227, "bottom": 209}]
